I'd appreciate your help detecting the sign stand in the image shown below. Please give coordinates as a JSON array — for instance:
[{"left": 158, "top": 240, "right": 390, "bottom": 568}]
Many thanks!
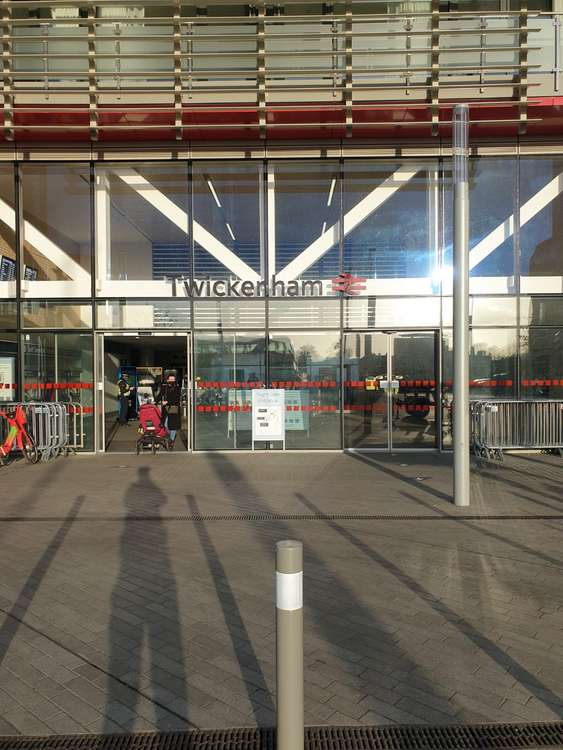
[{"left": 252, "top": 389, "right": 286, "bottom": 451}]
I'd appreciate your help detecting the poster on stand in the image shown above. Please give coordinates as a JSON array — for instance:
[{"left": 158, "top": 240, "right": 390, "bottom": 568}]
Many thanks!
[
  {"left": 0, "top": 356, "right": 15, "bottom": 402},
  {"left": 252, "top": 389, "right": 285, "bottom": 443}
]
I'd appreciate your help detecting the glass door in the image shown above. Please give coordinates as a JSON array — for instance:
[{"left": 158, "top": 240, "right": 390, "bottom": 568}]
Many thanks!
[
  {"left": 344, "top": 331, "right": 438, "bottom": 450},
  {"left": 391, "top": 331, "right": 438, "bottom": 449},
  {"left": 343, "top": 332, "right": 389, "bottom": 449}
]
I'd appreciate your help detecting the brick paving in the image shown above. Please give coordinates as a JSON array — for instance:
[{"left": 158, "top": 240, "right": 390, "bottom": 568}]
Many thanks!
[{"left": 0, "top": 451, "right": 561, "bottom": 735}]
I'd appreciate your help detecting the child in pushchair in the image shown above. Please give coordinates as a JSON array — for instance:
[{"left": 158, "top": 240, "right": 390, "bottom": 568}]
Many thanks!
[{"left": 136, "top": 397, "right": 169, "bottom": 454}]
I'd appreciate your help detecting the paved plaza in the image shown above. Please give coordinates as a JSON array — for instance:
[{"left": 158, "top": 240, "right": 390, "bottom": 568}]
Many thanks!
[{"left": 0, "top": 451, "right": 561, "bottom": 736}]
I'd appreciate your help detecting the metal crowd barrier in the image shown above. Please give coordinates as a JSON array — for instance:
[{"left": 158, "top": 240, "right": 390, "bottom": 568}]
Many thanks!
[
  {"left": 471, "top": 400, "right": 563, "bottom": 461},
  {"left": 0, "top": 401, "right": 85, "bottom": 463}
]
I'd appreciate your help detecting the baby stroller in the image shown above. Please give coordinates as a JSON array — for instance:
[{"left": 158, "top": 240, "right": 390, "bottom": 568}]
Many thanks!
[{"left": 136, "top": 401, "right": 169, "bottom": 454}]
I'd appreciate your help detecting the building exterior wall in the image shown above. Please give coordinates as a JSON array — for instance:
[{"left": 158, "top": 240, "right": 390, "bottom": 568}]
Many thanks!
[{"left": 0, "top": 150, "right": 562, "bottom": 451}]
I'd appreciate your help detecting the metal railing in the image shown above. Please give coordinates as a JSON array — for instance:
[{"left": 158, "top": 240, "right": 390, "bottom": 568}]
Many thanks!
[
  {"left": 471, "top": 399, "right": 563, "bottom": 461},
  {"left": 0, "top": 400, "right": 85, "bottom": 461},
  {"left": 0, "top": 0, "right": 560, "bottom": 139}
]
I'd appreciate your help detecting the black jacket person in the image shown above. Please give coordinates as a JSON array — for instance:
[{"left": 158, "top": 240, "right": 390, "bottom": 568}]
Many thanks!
[{"left": 159, "top": 375, "right": 182, "bottom": 446}]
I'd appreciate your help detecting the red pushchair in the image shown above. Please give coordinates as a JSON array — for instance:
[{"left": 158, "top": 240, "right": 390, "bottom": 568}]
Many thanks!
[{"left": 136, "top": 403, "right": 169, "bottom": 454}]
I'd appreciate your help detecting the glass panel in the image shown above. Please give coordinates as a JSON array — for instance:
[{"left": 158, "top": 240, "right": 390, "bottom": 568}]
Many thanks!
[
  {"left": 442, "top": 296, "right": 517, "bottom": 327},
  {"left": 194, "top": 332, "right": 266, "bottom": 450},
  {"left": 343, "top": 332, "right": 388, "bottom": 448},
  {"left": 272, "top": 161, "right": 340, "bottom": 280},
  {"left": 520, "top": 297, "right": 563, "bottom": 327},
  {"left": 268, "top": 299, "right": 340, "bottom": 329},
  {"left": 519, "top": 157, "right": 563, "bottom": 285},
  {"left": 21, "top": 164, "right": 92, "bottom": 298},
  {"left": 268, "top": 332, "right": 340, "bottom": 449},
  {"left": 22, "top": 301, "right": 92, "bottom": 329},
  {"left": 442, "top": 328, "right": 517, "bottom": 447},
  {"left": 97, "top": 300, "right": 191, "bottom": 329},
  {"left": 345, "top": 297, "right": 440, "bottom": 328},
  {"left": 0, "top": 332, "right": 17, "bottom": 402},
  {"left": 193, "top": 300, "right": 266, "bottom": 329},
  {"left": 520, "top": 328, "right": 563, "bottom": 399},
  {"left": 0, "top": 301, "right": 16, "bottom": 328},
  {"left": 0, "top": 165, "right": 16, "bottom": 300},
  {"left": 444, "top": 158, "right": 516, "bottom": 286},
  {"left": 391, "top": 332, "right": 437, "bottom": 448},
  {"left": 22, "top": 332, "right": 94, "bottom": 450},
  {"left": 193, "top": 162, "right": 262, "bottom": 281},
  {"left": 343, "top": 161, "right": 438, "bottom": 295},
  {"left": 95, "top": 163, "right": 189, "bottom": 298}
]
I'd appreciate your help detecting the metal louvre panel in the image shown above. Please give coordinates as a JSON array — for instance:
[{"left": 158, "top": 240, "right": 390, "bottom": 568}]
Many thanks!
[
  {"left": 268, "top": 298, "right": 340, "bottom": 329},
  {"left": 0, "top": 0, "right": 555, "bottom": 140},
  {"left": 344, "top": 297, "right": 440, "bottom": 328},
  {"left": 193, "top": 300, "right": 266, "bottom": 329},
  {"left": 96, "top": 300, "right": 191, "bottom": 329}
]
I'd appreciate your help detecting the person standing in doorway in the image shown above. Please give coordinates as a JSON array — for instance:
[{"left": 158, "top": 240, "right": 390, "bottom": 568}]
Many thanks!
[
  {"left": 117, "top": 373, "right": 131, "bottom": 425},
  {"left": 159, "top": 372, "right": 182, "bottom": 450}
]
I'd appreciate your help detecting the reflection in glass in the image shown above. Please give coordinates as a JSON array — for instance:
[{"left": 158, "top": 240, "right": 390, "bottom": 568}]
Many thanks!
[
  {"left": 194, "top": 332, "right": 266, "bottom": 450},
  {"left": 272, "top": 162, "right": 340, "bottom": 279},
  {"left": 22, "top": 301, "right": 92, "bottom": 329},
  {"left": 0, "top": 332, "right": 17, "bottom": 402},
  {"left": 343, "top": 332, "right": 389, "bottom": 448},
  {"left": 343, "top": 161, "right": 437, "bottom": 289},
  {"left": 21, "top": 164, "right": 92, "bottom": 297},
  {"left": 442, "top": 296, "right": 517, "bottom": 327},
  {"left": 22, "top": 332, "right": 94, "bottom": 450},
  {"left": 520, "top": 157, "right": 563, "bottom": 280},
  {"left": 0, "top": 301, "right": 16, "bottom": 329},
  {"left": 268, "top": 332, "right": 340, "bottom": 449},
  {"left": 193, "top": 162, "right": 262, "bottom": 281},
  {"left": 442, "top": 328, "right": 516, "bottom": 446},
  {"left": 444, "top": 158, "right": 516, "bottom": 280},
  {"left": 520, "top": 328, "right": 563, "bottom": 400},
  {"left": 520, "top": 297, "right": 563, "bottom": 327},
  {"left": 392, "top": 332, "right": 437, "bottom": 449},
  {"left": 95, "top": 163, "right": 188, "bottom": 297},
  {"left": 0, "top": 165, "right": 16, "bottom": 299}
]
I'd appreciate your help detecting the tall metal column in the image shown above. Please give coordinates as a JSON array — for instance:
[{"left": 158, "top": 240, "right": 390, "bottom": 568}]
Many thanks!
[{"left": 453, "top": 104, "right": 470, "bottom": 507}]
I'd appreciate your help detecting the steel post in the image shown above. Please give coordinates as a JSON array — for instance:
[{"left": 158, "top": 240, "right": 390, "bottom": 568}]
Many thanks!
[
  {"left": 453, "top": 104, "right": 470, "bottom": 507},
  {"left": 275, "top": 540, "right": 304, "bottom": 750}
]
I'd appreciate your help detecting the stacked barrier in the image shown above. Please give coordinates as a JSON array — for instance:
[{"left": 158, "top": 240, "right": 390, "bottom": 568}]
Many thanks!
[
  {"left": 0, "top": 402, "right": 84, "bottom": 464},
  {"left": 471, "top": 400, "right": 563, "bottom": 462}
]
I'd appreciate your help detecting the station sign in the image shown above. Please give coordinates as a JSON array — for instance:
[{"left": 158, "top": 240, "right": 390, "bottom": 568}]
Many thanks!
[{"left": 184, "top": 272, "right": 366, "bottom": 298}]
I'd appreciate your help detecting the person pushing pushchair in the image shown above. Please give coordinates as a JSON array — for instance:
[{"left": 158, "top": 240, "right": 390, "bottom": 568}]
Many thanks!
[{"left": 158, "top": 371, "right": 182, "bottom": 450}]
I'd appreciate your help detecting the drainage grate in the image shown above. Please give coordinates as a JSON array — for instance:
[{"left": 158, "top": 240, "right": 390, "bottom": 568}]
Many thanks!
[
  {"left": 0, "top": 514, "right": 562, "bottom": 523},
  {"left": 1, "top": 723, "right": 563, "bottom": 750}
]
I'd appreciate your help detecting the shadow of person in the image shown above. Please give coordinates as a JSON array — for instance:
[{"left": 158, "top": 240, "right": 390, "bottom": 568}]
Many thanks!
[{"left": 103, "top": 465, "right": 189, "bottom": 732}]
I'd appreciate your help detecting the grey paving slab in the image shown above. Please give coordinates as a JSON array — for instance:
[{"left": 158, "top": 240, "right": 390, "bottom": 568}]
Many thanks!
[{"left": 0, "top": 452, "right": 561, "bottom": 735}]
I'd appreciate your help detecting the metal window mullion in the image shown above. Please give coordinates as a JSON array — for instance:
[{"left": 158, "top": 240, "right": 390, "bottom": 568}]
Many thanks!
[
  {"left": 257, "top": 2, "right": 266, "bottom": 140},
  {"left": 88, "top": 7, "right": 98, "bottom": 141},
  {"left": 2, "top": 5, "right": 13, "bottom": 141},
  {"left": 173, "top": 1, "right": 182, "bottom": 141}
]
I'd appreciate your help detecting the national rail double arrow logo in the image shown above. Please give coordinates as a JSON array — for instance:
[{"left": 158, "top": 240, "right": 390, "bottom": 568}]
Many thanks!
[{"left": 331, "top": 272, "right": 367, "bottom": 296}]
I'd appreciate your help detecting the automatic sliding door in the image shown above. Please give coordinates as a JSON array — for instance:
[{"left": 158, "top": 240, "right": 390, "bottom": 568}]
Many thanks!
[
  {"left": 344, "top": 330, "right": 438, "bottom": 450},
  {"left": 194, "top": 332, "right": 266, "bottom": 450},
  {"left": 343, "top": 332, "right": 389, "bottom": 449},
  {"left": 391, "top": 332, "right": 438, "bottom": 449}
]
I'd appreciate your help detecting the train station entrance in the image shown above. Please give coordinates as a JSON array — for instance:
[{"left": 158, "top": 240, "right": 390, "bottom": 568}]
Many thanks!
[
  {"left": 92, "top": 329, "right": 441, "bottom": 453},
  {"left": 343, "top": 331, "right": 439, "bottom": 451},
  {"left": 95, "top": 333, "right": 190, "bottom": 453}
]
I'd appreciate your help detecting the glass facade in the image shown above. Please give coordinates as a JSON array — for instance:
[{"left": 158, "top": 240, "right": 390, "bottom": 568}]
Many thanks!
[{"left": 3, "top": 154, "right": 562, "bottom": 451}]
